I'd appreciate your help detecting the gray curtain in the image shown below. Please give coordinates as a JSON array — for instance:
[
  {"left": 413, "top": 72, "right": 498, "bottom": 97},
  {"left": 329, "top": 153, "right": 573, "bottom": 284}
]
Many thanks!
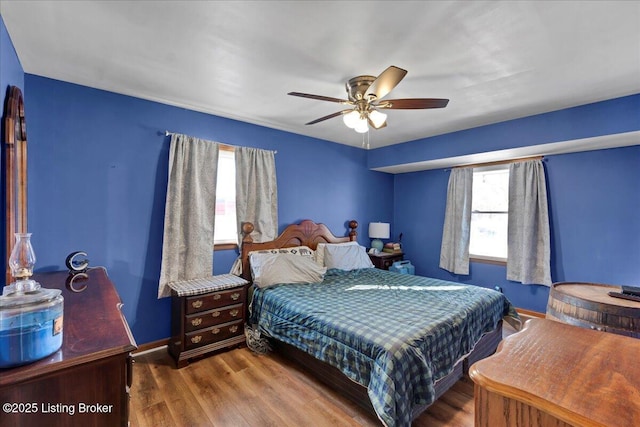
[
  {"left": 507, "top": 159, "right": 552, "bottom": 286},
  {"left": 439, "top": 168, "right": 473, "bottom": 275},
  {"left": 235, "top": 146, "right": 278, "bottom": 245},
  {"left": 158, "top": 134, "right": 219, "bottom": 298}
]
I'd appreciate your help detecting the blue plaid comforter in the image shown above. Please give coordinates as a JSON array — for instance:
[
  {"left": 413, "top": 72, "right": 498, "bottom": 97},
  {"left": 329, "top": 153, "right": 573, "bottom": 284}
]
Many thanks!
[{"left": 249, "top": 268, "right": 518, "bottom": 427}]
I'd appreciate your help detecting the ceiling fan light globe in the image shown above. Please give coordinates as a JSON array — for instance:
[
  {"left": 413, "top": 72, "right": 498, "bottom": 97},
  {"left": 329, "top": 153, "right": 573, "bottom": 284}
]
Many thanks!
[
  {"left": 354, "top": 120, "right": 369, "bottom": 133},
  {"left": 343, "top": 110, "right": 360, "bottom": 129},
  {"left": 369, "top": 110, "right": 387, "bottom": 128}
]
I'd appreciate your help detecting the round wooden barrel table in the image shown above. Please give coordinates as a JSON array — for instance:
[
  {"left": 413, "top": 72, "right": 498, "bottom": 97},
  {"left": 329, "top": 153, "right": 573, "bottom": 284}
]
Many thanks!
[{"left": 546, "top": 282, "right": 640, "bottom": 338}]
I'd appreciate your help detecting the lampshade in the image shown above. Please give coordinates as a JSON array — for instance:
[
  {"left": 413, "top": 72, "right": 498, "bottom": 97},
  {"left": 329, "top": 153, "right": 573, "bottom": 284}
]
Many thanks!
[
  {"left": 369, "top": 222, "right": 390, "bottom": 239},
  {"left": 343, "top": 110, "right": 360, "bottom": 129},
  {"left": 354, "top": 119, "right": 369, "bottom": 133},
  {"left": 368, "top": 110, "right": 387, "bottom": 128}
]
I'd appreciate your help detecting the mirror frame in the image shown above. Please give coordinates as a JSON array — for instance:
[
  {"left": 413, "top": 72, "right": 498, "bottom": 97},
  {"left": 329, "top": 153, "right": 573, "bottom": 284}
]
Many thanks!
[{"left": 3, "top": 86, "right": 28, "bottom": 285}]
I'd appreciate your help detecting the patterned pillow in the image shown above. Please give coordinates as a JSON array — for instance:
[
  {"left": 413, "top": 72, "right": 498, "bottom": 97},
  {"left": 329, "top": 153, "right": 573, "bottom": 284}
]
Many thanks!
[{"left": 248, "top": 245, "right": 315, "bottom": 259}]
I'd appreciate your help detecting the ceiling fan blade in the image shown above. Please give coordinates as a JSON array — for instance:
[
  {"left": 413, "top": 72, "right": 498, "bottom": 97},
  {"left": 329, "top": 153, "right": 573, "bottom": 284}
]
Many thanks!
[
  {"left": 364, "top": 66, "right": 407, "bottom": 101},
  {"left": 305, "top": 109, "right": 353, "bottom": 125},
  {"left": 377, "top": 98, "right": 449, "bottom": 110},
  {"left": 288, "top": 92, "right": 350, "bottom": 104}
]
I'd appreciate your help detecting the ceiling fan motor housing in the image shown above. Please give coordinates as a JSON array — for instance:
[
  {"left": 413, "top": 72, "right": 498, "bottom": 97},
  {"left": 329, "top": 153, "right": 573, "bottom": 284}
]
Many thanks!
[{"left": 346, "top": 75, "right": 376, "bottom": 101}]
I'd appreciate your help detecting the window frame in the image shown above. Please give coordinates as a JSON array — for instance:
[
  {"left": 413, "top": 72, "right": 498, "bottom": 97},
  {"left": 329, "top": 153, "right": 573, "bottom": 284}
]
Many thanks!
[{"left": 469, "top": 164, "right": 509, "bottom": 265}]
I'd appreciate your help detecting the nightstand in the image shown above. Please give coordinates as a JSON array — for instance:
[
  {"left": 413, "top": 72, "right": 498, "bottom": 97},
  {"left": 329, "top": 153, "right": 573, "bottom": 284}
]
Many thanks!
[
  {"left": 168, "top": 274, "right": 248, "bottom": 368},
  {"left": 368, "top": 251, "right": 403, "bottom": 270}
]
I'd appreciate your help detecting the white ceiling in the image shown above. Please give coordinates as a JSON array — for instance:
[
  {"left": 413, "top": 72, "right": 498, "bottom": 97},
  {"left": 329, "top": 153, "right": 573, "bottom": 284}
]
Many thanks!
[{"left": 2, "top": 1, "right": 639, "bottom": 149}]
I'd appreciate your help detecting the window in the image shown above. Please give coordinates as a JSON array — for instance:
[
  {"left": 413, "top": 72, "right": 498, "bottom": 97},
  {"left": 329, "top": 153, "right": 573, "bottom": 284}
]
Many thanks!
[
  {"left": 214, "top": 148, "right": 237, "bottom": 246},
  {"left": 469, "top": 166, "right": 509, "bottom": 262}
]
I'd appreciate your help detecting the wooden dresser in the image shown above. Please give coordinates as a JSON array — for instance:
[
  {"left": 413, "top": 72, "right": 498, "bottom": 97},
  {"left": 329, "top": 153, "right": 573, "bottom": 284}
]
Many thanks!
[
  {"left": 546, "top": 282, "right": 640, "bottom": 338},
  {"left": 169, "top": 277, "right": 247, "bottom": 368},
  {"left": 0, "top": 269, "right": 137, "bottom": 427},
  {"left": 470, "top": 318, "right": 640, "bottom": 427}
]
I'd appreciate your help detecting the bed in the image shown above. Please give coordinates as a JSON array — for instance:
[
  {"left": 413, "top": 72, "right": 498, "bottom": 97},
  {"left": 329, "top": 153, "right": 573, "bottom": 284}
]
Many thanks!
[{"left": 240, "top": 220, "right": 519, "bottom": 427}]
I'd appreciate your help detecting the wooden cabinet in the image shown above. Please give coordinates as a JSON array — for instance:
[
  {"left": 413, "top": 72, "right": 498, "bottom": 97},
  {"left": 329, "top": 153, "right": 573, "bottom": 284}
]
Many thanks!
[
  {"left": 470, "top": 318, "right": 640, "bottom": 427},
  {"left": 368, "top": 251, "right": 403, "bottom": 270},
  {"left": 169, "top": 284, "right": 247, "bottom": 368},
  {"left": 546, "top": 282, "right": 640, "bottom": 338},
  {"left": 0, "top": 269, "right": 137, "bottom": 427}
]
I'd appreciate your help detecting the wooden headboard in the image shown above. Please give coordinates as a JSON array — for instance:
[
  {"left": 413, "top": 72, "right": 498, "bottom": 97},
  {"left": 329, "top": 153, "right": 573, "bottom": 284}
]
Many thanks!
[{"left": 240, "top": 219, "right": 358, "bottom": 281}]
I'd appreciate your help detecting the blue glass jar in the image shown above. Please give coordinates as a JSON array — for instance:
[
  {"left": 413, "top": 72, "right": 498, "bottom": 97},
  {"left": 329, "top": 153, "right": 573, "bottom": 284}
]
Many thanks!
[{"left": 0, "top": 283, "right": 64, "bottom": 368}]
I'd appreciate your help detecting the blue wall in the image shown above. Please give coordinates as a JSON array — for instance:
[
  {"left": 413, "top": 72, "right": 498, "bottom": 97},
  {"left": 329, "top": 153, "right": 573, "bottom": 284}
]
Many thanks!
[
  {"left": 23, "top": 75, "right": 393, "bottom": 344},
  {"left": 546, "top": 147, "right": 640, "bottom": 285},
  {"left": 394, "top": 142, "right": 640, "bottom": 313}
]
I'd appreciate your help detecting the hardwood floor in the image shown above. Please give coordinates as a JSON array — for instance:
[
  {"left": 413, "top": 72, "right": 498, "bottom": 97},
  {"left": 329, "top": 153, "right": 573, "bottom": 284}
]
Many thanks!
[{"left": 130, "top": 322, "right": 519, "bottom": 427}]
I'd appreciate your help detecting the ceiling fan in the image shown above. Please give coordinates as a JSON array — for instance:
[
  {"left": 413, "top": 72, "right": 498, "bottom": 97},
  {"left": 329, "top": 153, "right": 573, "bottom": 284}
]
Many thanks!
[{"left": 288, "top": 66, "right": 449, "bottom": 133}]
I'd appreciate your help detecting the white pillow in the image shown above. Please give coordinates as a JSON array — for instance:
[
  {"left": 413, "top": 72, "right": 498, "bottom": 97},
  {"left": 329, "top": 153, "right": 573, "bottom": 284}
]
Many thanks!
[
  {"left": 324, "top": 244, "right": 374, "bottom": 271},
  {"left": 315, "top": 241, "right": 359, "bottom": 266},
  {"left": 250, "top": 253, "right": 327, "bottom": 288}
]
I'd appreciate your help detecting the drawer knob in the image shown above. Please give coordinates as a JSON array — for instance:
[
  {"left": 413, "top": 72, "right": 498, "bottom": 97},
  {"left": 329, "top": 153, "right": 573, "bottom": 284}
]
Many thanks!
[
  {"left": 211, "top": 311, "right": 221, "bottom": 317},
  {"left": 191, "top": 335, "right": 202, "bottom": 344},
  {"left": 213, "top": 294, "right": 222, "bottom": 300},
  {"left": 231, "top": 293, "right": 240, "bottom": 301},
  {"left": 230, "top": 309, "right": 239, "bottom": 317},
  {"left": 191, "top": 318, "right": 202, "bottom": 327},
  {"left": 229, "top": 325, "right": 239, "bottom": 333},
  {"left": 212, "top": 328, "right": 221, "bottom": 335},
  {"left": 191, "top": 300, "right": 203, "bottom": 309}
]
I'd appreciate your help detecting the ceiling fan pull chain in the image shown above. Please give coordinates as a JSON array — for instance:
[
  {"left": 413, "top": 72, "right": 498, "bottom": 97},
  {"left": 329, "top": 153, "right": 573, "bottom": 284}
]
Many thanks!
[{"left": 361, "top": 131, "right": 370, "bottom": 150}]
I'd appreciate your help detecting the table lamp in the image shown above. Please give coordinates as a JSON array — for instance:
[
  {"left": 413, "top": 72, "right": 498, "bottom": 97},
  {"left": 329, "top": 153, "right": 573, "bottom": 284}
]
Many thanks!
[{"left": 369, "top": 222, "right": 390, "bottom": 253}]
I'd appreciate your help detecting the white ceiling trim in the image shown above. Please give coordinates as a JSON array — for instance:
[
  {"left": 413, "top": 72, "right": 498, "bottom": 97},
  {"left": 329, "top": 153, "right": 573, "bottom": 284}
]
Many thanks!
[{"left": 371, "top": 131, "right": 640, "bottom": 174}]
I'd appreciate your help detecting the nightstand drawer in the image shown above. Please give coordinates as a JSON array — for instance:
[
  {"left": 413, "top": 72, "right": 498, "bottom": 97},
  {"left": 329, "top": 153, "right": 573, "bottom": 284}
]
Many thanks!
[
  {"left": 368, "top": 252, "right": 404, "bottom": 270},
  {"left": 380, "top": 258, "right": 395, "bottom": 269},
  {"left": 185, "top": 320, "right": 244, "bottom": 350},
  {"left": 185, "top": 303, "right": 244, "bottom": 332},
  {"left": 186, "top": 288, "right": 246, "bottom": 314}
]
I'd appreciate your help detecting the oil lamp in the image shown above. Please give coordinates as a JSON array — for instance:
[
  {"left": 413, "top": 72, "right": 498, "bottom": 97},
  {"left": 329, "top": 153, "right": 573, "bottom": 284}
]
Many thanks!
[{"left": 6, "top": 232, "right": 39, "bottom": 293}]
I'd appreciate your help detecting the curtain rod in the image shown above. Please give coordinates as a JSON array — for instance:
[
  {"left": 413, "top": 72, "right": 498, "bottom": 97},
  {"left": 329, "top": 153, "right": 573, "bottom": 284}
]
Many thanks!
[
  {"left": 445, "top": 155, "right": 545, "bottom": 171},
  {"left": 164, "top": 130, "right": 277, "bottom": 154}
]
